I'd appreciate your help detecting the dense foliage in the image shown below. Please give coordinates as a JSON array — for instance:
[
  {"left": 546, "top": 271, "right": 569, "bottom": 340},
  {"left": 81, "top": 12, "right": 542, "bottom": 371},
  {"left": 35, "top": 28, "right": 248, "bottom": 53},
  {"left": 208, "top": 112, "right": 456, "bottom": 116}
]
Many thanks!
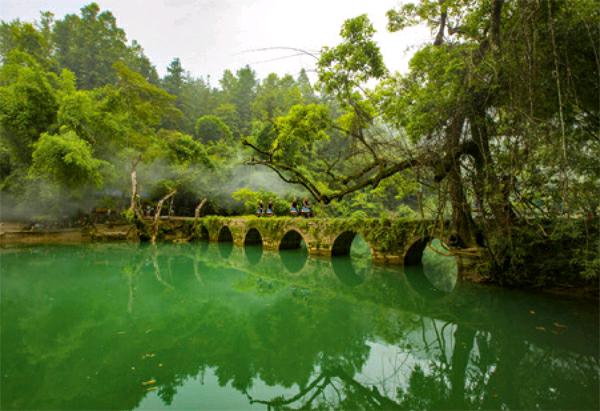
[{"left": 0, "top": 1, "right": 597, "bottom": 285}]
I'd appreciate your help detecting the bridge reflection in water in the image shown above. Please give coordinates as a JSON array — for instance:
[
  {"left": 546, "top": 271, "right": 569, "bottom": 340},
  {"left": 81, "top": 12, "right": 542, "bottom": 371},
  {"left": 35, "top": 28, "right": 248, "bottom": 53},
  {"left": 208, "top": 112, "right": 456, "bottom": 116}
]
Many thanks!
[{"left": 0, "top": 242, "right": 597, "bottom": 410}]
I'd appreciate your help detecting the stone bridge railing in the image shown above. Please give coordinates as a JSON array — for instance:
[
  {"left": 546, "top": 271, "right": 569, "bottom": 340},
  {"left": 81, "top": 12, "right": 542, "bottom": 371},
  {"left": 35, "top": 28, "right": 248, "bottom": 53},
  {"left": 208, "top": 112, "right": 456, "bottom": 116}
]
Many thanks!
[{"left": 151, "top": 216, "right": 481, "bottom": 276}]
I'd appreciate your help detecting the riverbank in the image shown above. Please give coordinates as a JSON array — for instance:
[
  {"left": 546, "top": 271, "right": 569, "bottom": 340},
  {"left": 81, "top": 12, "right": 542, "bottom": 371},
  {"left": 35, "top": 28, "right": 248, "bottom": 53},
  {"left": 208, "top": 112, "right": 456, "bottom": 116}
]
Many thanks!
[{"left": 0, "top": 221, "right": 134, "bottom": 244}]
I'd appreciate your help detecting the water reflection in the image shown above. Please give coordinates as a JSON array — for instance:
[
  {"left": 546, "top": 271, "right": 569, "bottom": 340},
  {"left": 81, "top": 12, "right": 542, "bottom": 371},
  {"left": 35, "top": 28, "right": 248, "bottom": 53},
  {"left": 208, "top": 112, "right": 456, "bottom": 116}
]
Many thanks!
[
  {"left": 331, "top": 257, "right": 364, "bottom": 286},
  {"left": 404, "top": 238, "right": 458, "bottom": 298},
  {"left": 218, "top": 241, "right": 233, "bottom": 259},
  {"left": 421, "top": 238, "right": 458, "bottom": 292},
  {"left": 197, "top": 225, "right": 209, "bottom": 241},
  {"left": 331, "top": 235, "right": 370, "bottom": 286},
  {"left": 196, "top": 239, "right": 209, "bottom": 254},
  {"left": 279, "top": 249, "right": 307, "bottom": 274},
  {"left": 404, "top": 265, "right": 450, "bottom": 300},
  {"left": 1, "top": 243, "right": 598, "bottom": 410},
  {"left": 245, "top": 244, "right": 262, "bottom": 265}
]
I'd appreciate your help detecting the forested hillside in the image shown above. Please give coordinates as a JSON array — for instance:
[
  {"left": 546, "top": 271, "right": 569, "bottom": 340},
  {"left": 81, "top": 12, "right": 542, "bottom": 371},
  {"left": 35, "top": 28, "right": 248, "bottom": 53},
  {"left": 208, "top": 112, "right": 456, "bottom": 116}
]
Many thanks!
[{"left": 1, "top": 1, "right": 598, "bottom": 285}]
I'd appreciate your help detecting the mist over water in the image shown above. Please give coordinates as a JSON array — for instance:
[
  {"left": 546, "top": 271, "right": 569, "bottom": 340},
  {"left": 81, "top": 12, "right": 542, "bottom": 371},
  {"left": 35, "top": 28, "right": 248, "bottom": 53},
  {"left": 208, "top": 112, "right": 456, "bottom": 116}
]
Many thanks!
[{"left": 0, "top": 150, "right": 305, "bottom": 221}]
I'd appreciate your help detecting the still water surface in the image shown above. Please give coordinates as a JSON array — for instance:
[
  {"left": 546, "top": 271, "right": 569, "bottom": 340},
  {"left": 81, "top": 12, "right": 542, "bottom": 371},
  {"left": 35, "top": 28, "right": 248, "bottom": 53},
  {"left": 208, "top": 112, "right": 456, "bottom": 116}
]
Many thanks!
[{"left": 1, "top": 242, "right": 598, "bottom": 410}]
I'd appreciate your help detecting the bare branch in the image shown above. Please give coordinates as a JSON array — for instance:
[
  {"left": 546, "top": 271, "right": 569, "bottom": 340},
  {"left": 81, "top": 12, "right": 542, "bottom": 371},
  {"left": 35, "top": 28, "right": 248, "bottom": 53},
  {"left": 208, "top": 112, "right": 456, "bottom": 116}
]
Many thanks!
[
  {"left": 151, "top": 189, "right": 177, "bottom": 244},
  {"left": 236, "top": 46, "right": 321, "bottom": 61},
  {"left": 194, "top": 198, "right": 207, "bottom": 220}
]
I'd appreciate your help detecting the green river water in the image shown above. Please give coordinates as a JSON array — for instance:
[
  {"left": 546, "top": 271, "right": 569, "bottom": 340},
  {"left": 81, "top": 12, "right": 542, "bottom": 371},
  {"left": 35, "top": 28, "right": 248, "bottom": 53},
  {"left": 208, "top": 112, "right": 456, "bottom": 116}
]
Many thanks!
[{"left": 1, "top": 240, "right": 598, "bottom": 410}]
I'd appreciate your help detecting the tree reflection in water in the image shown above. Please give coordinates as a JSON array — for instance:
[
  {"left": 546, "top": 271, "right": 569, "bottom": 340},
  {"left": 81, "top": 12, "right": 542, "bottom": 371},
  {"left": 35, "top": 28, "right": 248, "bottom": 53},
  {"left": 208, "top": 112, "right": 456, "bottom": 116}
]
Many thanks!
[{"left": 0, "top": 243, "right": 597, "bottom": 410}]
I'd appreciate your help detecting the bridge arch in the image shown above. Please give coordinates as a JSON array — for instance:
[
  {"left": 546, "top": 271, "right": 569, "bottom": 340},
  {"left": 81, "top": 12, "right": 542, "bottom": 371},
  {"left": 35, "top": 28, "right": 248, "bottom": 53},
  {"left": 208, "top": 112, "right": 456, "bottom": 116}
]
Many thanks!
[
  {"left": 278, "top": 229, "right": 308, "bottom": 273},
  {"left": 244, "top": 228, "right": 263, "bottom": 246},
  {"left": 404, "top": 237, "right": 431, "bottom": 265},
  {"left": 244, "top": 227, "right": 263, "bottom": 265},
  {"left": 331, "top": 231, "right": 356, "bottom": 256},
  {"left": 404, "top": 237, "right": 458, "bottom": 296},
  {"left": 218, "top": 225, "right": 233, "bottom": 242},
  {"left": 331, "top": 230, "right": 373, "bottom": 257},
  {"left": 279, "top": 229, "right": 307, "bottom": 250},
  {"left": 329, "top": 230, "right": 371, "bottom": 286}
]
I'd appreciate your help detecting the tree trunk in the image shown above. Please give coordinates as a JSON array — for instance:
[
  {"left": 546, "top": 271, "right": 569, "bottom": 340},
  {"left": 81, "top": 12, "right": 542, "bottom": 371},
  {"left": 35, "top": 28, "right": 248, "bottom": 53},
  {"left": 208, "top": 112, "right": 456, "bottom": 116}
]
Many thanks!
[
  {"left": 445, "top": 115, "right": 478, "bottom": 247},
  {"left": 449, "top": 324, "right": 476, "bottom": 408},
  {"left": 129, "top": 156, "right": 141, "bottom": 213},
  {"left": 434, "top": 0, "right": 447, "bottom": 46},
  {"left": 448, "top": 167, "right": 477, "bottom": 247},
  {"left": 194, "top": 198, "right": 207, "bottom": 220},
  {"left": 150, "top": 189, "right": 177, "bottom": 244},
  {"left": 130, "top": 168, "right": 137, "bottom": 211}
]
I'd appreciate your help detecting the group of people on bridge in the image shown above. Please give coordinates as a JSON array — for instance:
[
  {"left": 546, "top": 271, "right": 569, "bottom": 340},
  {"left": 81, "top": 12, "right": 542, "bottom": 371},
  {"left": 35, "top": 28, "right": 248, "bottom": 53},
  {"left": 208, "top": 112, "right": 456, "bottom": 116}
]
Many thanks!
[{"left": 256, "top": 198, "right": 313, "bottom": 218}]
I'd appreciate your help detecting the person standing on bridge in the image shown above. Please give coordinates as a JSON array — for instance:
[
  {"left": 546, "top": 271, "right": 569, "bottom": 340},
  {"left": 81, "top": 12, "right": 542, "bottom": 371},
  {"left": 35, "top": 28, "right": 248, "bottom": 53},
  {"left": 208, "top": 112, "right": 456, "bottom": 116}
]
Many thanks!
[
  {"left": 301, "top": 198, "right": 312, "bottom": 218},
  {"left": 256, "top": 200, "right": 264, "bottom": 217},
  {"left": 290, "top": 198, "right": 299, "bottom": 216},
  {"left": 266, "top": 199, "right": 274, "bottom": 217}
]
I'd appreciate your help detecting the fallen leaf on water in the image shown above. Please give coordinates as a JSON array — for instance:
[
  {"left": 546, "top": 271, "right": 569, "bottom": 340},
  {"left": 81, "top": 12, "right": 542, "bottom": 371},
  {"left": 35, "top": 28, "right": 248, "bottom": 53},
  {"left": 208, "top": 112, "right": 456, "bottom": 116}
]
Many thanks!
[
  {"left": 142, "top": 379, "right": 156, "bottom": 386},
  {"left": 146, "top": 386, "right": 158, "bottom": 392},
  {"left": 117, "top": 331, "right": 126, "bottom": 335},
  {"left": 158, "top": 363, "right": 163, "bottom": 367},
  {"left": 529, "top": 310, "right": 536, "bottom": 315},
  {"left": 553, "top": 322, "right": 567, "bottom": 329},
  {"left": 535, "top": 326, "right": 546, "bottom": 331}
]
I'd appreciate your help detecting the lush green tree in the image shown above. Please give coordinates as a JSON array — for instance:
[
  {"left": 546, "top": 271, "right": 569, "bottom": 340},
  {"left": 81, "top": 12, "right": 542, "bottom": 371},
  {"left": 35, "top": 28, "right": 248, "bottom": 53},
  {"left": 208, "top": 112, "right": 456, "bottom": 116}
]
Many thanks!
[
  {"left": 139, "top": 129, "right": 214, "bottom": 215},
  {"left": 252, "top": 73, "right": 303, "bottom": 122},
  {"left": 0, "top": 51, "right": 65, "bottom": 164},
  {"left": 296, "top": 68, "right": 316, "bottom": 103},
  {"left": 218, "top": 66, "right": 258, "bottom": 138},
  {"left": 160, "top": 130, "right": 211, "bottom": 167},
  {"left": 29, "top": 129, "right": 109, "bottom": 188},
  {"left": 381, "top": 0, "right": 600, "bottom": 275},
  {"left": 109, "top": 61, "right": 180, "bottom": 149},
  {"left": 163, "top": 57, "right": 184, "bottom": 97},
  {"left": 160, "top": 58, "right": 217, "bottom": 133},
  {"left": 231, "top": 187, "right": 289, "bottom": 215},
  {"left": 53, "top": 3, "right": 125, "bottom": 88},
  {"left": 212, "top": 102, "right": 239, "bottom": 135},
  {"left": 194, "top": 115, "right": 232, "bottom": 144},
  {"left": 0, "top": 20, "right": 53, "bottom": 67},
  {"left": 53, "top": 3, "right": 156, "bottom": 89},
  {"left": 243, "top": 4, "right": 599, "bottom": 281},
  {"left": 173, "top": 76, "right": 216, "bottom": 134},
  {"left": 124, "top": 40, "right": 159, "bottom": 85}
]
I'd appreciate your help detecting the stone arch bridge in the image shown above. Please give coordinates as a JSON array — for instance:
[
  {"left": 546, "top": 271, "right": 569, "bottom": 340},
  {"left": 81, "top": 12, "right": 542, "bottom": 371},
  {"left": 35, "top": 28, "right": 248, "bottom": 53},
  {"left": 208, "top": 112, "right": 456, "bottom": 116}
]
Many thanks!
[{"left": 152, "top": 216, "right": 481, "bottom": 276}]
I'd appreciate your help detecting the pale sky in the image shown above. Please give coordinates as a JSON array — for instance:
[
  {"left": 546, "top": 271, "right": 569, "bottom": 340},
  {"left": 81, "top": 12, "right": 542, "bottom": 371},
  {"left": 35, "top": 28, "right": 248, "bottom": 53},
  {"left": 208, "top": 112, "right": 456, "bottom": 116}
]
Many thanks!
[{"left": 1, "top": 0, "right": 431, "bottom": 83}]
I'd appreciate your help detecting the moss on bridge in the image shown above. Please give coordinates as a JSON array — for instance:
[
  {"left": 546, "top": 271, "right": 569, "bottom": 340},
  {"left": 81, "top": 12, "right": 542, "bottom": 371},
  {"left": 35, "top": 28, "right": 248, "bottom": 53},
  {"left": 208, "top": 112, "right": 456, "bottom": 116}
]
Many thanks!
[{"left": 145, "top": 215, "right": 452, "bottom": 265}]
